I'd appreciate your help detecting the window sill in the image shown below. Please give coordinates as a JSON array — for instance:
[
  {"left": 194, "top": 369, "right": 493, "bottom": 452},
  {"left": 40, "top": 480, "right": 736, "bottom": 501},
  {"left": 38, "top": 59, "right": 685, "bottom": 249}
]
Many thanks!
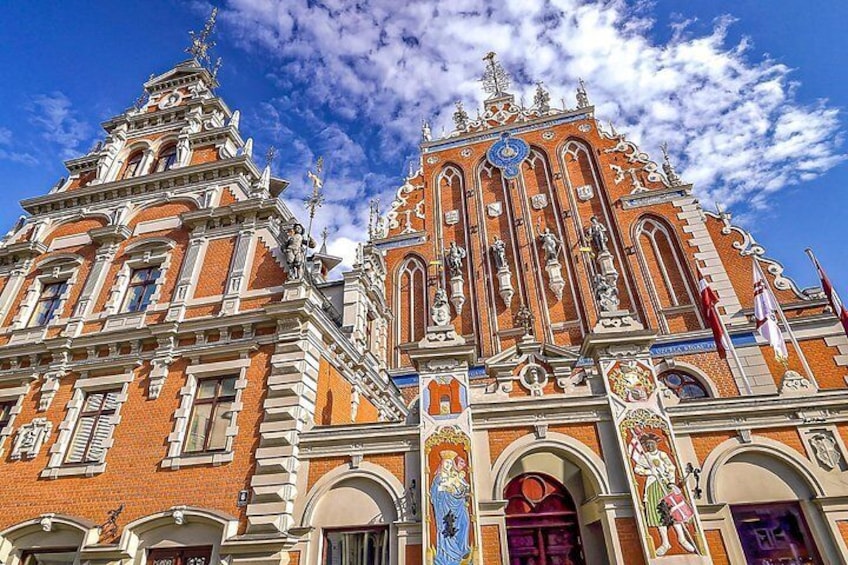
[
  {"left": 8, "top": 326, "right": 48, "bottom": 345},
  {"left": 41, "top": 461, "right": 106, "bottom": 479},
  {"left": 161, "top": 450, "right": 234, "bottom": 470},
  {"left": 103, "top": 311, "right": 146, "bottom": 332}
]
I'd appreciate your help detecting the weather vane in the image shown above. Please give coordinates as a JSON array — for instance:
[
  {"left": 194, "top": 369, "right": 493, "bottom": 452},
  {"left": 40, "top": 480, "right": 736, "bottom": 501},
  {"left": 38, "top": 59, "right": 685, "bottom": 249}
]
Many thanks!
[
  {"left": 480, "top": 52, "right": 511, "bottom": 97},
  {"left": 304, "top": 156, "right": 325, "bottom": 243},
  {"left": 186, "top": 8, "right": 219, "bottom": 69}
]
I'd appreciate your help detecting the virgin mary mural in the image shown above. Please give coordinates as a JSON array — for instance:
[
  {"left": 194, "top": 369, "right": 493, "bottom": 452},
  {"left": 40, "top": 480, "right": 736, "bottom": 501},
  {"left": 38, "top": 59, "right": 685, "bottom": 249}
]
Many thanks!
[{"left": 430, "top": 450, "right": 472, "bottom": 565}]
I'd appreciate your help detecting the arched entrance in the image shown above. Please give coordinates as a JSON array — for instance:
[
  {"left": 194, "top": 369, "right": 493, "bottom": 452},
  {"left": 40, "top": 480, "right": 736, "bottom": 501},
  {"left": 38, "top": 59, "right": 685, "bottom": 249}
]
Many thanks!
[{"left": 505, "top": 473, "right": 585, "bottom": 565}]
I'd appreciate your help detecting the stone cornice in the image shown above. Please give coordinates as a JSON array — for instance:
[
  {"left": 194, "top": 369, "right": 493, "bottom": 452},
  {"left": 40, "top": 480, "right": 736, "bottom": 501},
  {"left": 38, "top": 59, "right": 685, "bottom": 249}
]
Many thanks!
[
  {"left": 471, "top": 395, "right": 609, "bottom": 428},
  {"left": 299, "top": 422, "right": 418, "bottom": 457},
  {"left": 21, "top": 157, "right": 262, "bottom": 216}
]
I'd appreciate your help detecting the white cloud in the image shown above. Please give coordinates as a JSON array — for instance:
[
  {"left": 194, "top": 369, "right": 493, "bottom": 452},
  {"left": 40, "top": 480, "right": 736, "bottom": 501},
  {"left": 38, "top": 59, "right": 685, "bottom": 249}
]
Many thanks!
[
  {"left": 28, "top": 92, "right": 91, "bottom": 160},
  {"left": 0, "top": 127, "right": 37, "bottom": 165},
  {"left": 219, "top": 0, "right": 844, "bottom": 266}
]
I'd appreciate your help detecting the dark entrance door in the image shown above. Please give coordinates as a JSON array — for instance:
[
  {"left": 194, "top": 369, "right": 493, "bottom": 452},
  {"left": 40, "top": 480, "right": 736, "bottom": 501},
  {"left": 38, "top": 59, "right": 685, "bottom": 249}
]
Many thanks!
[
  {"left": 731, "top": 502, "right": 823, "bottom": 564},
  {"left": 505, "top": 472, "right": 586, "bottom": 565}
]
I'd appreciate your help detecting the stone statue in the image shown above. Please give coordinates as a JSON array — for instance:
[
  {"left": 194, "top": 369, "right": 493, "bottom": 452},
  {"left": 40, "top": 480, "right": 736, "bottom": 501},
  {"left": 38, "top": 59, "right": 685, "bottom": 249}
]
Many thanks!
[
  {"left": 284, "top": 224, "right": 308, "bottom": 280},
  {"left": 515, "top": 305, "right": 535, "bottom": 337},
  {"left": 593, "top": 273, "right": 620, "bottom": 312},
  {"left": 491, "top": 236, "right": 507, "bottom": 271},
  {"left": 587, "top": 216, "right": 609, "bottom": 253},
  {"left": 431, "top": 288, "right": 451, "bottom": 326},
  {"left": 539, "top": 228, "right": 560, "bottom": 262},
  {"left": 422, "top": 120, "right": 432, "bottom": 142},
  {"left": 445, "top": 242, "right": 466, "bottom": 277}
]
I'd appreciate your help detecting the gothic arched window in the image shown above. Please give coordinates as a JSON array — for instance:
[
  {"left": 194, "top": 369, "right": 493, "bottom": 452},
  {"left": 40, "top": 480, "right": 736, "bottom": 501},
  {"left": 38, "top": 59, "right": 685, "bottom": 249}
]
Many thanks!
[
  {"left": 122, "top": 150, "right": 145, "bottom": 179},
  {"left": 396, "top": 255, "right": 427, "bottom": 346},
  {"left": 635, "top": 216, "right": 702, "bottom": 333},
  {"left": 153, "top": 143, "right": 178, "bottom": 173},
  {"left": 658, "top": 370, "right": 709, "bottom": 400}
]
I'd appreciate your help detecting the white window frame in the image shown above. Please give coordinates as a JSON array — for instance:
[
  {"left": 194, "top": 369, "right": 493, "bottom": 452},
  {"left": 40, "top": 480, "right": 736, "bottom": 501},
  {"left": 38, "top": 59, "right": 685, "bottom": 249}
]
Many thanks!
[
  {"left": 0, "top": 381, "right": 30, "bottom": 457},
  {"left": 161, "top": 356, "right": 250, "bottom": 469},
  {"left": 103, "top": 238, "right": 175, "bottom": 330},
  {"left": 41, "top": 371, "right": 134, "bottom": 479},
  {"left": 9, "top": 255, "right": 82, "bottom": 342}
]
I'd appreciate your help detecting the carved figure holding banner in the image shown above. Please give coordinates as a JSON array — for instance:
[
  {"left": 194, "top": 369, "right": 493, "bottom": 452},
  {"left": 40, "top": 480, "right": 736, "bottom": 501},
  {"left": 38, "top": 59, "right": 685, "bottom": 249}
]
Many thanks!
[{"left": 631, "top": 432, "right": 697, "bottom": 556}]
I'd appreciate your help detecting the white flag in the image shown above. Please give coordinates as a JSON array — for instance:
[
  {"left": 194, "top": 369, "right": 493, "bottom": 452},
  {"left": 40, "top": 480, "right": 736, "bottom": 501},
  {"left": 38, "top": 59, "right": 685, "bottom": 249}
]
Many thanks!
[{"left": 754, "top": 263, "right": 788, "bottom": 361}]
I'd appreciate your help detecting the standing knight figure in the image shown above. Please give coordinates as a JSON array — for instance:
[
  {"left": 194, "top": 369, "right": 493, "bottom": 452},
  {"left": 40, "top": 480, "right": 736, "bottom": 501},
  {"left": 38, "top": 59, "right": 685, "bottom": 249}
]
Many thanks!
[
  {"left": 587, "top": 216, "right": 609, "bottom": 253},
  {"left": 593, "top": 273, "right": 620, "bottom": 312},
  {"left": 539, "top": 228, "right": 560, "bottom": 262},
  {"left": 284, "top": 224, "right": 311, "bottom": 280},
  {"left": 445, "top": 242, "right": 466, "bottom": 278},
  {"left": 490, "top": 236, "right": 507, "bottom": 271}
]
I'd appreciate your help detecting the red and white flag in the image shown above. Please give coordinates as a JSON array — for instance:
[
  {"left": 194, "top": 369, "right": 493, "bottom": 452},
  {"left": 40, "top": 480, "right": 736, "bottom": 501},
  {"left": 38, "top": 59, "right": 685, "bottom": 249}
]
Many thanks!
[
  {"left": 753, "top": 262, "right": 788, "bottom": 361},
  {"left": 697, "top": 268, "right": 730, "bottom": 359},
  {"left": 807, "top": 249, "right": 848, "bottom": 338}
]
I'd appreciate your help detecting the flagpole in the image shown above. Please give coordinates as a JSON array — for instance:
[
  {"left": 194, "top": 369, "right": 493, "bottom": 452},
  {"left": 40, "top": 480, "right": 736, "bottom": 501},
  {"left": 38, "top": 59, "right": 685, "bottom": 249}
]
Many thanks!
[
  {"left": 724, "top": 328, "right": 753, "bottom": 395},
  {"left": 754, "top": 259, "right": 817, "bottom": 387}
]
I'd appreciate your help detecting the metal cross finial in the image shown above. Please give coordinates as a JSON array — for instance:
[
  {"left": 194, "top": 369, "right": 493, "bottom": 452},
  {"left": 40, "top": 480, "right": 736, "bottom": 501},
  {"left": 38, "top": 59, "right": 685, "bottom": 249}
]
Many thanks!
[
  {"left": 186, "top": 8, "right": 218, "bottom": 68},
  {"left": 480, "top": 52, "right": 511, "bottom": 97},
  {"left": 304, "top": 157, "right": 326, "bottom": 242},
  {"left": 264, "top": 146, "right": 277, "bottom": 169}
]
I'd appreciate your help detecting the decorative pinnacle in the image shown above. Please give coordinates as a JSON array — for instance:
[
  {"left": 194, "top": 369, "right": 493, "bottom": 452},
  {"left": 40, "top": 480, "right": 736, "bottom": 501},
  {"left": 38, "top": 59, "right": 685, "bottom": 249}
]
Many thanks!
[
  {"left": 480, "top": 52, "right": 511, "bottom": 97},
  {"left": 186, "top": 8, "right": 218, "bottom": 69},
  {"left": 264, "top": 146, "right": 277, "bottom": 169},
  {"left": 534, "top": 81, "right": 551, "bottom": 113},
  {"left": 368, "top": 197, "right": 381, "bottom": 240},
  {"left": 660, "top": 142, "right": 682, "bottom": 186}
]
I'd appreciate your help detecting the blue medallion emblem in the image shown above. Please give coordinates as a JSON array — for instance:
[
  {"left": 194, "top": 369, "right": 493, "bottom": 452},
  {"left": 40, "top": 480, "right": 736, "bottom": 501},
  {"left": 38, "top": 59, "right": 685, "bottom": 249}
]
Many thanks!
[{"left": 486, "top": 132, "right": 530, "bottom": 179}]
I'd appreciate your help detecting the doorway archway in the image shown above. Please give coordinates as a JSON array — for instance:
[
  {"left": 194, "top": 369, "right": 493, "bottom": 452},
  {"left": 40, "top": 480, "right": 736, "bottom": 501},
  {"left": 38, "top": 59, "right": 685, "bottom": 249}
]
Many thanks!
[{"left": 505, "top": 472, "right": 585, "bottom": 565}]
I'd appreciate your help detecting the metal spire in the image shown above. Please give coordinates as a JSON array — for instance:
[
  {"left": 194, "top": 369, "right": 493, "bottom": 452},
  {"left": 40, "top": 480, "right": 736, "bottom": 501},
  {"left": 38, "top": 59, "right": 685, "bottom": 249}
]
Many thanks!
[
  {"left": 480, "top": 52, "right": 511, "bottom": 98},
  {"left": 186, "top": 8, "right": 219, "bottom": 69}
]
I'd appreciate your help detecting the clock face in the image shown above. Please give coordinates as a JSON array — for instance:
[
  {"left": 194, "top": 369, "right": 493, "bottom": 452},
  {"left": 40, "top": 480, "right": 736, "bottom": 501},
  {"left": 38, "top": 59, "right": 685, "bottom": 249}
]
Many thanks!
[{"left": 486, "top": 132, "right": 530, "bottom": 179}]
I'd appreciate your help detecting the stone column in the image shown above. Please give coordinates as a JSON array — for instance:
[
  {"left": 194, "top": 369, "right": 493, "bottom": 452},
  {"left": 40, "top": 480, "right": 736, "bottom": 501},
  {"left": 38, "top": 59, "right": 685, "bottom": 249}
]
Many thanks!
[
  {"left": 582, "top": 312, "right": 712, "bottom": 564},
  {"left": 221, "top": 225, "right": 256, "bottom": 316},
  {"left": 0, "top": 261, "right": 32, "bottom": 325},
  {"left": 166, "top": 235, "right": 205, "bottom": 322},
  {"left": 408, "top": 322, "right": 481, "bottom": 565}
]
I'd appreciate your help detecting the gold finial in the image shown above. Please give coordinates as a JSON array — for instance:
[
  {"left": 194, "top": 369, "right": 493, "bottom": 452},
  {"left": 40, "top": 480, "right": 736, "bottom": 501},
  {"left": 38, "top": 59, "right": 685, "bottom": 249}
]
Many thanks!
[
  {"left": 187, "top": 8, "right": 218, "bottom": 68},
  {"left": 304, "top": 157, "right": 326, "bottom": 242},
  {"left": 480, "top": 52, "right": 511, "bottom": 97}
]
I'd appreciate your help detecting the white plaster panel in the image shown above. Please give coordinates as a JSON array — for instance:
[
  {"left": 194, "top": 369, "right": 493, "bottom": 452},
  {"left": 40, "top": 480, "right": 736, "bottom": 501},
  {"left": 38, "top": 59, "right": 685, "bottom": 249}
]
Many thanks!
[
  {"left": 133, "top": 216, "right": 182, "bottom": 236},
  {"left": 48, "top": 233, "right": 92, "bottom": 251}
]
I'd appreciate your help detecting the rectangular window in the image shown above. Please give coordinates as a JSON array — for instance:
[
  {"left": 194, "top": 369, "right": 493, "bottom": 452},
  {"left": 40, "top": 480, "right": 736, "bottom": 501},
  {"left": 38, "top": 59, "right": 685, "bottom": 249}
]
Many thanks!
[
  {"left": 148, "top": 548, "right": 212, "bottom": 565},
  {"left": 65, "top": 389, "right": 120, "bottom": 464},
  {"left": 0, "top": 401, "right": 14, "bottom": 430},
  {"left": 21, "top": 549, "right": 78, "bottom": 565},
  {"left": 184, "top": 376, "right": 237, "bottom": 454},
  {"left": 121, "top": 267, "right": 161, "bottom": 313},
  {"left": 29, "top": 281, "right": 67, "bottom": 327},
  {"left": 323, "top": 527, "right": 389, "bottom": 565}
]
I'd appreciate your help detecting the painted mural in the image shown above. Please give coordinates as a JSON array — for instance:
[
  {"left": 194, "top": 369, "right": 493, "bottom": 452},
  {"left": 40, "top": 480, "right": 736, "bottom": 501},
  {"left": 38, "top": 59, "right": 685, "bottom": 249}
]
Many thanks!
[
  {"left": 420, "top": 374, "right": 480, "bottom": 565},
  {"left": 602, "top": 359, "right": 709, "bottom": 562}
]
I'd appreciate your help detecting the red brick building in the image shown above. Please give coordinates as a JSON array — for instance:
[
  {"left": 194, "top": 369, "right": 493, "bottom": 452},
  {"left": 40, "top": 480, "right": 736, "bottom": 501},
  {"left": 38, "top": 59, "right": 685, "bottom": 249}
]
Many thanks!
[{"left": 0, "top": 44, "right": 847, "bottom": 565}]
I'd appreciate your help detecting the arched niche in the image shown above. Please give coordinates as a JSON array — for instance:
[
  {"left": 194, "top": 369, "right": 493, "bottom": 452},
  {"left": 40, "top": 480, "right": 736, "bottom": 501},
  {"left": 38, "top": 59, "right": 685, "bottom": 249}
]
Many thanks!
[
  {"left": 715, "top": 451, "right": 814, "bottom": 504},
  {"left": 312, "top": 476, "right": 399, "bottom": 527}
]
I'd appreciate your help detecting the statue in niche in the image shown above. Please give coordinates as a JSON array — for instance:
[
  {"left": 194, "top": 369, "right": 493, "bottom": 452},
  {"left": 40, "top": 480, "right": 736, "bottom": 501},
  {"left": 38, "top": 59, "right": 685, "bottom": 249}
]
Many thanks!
[
  {"left": 538, "top": 227, "right": 560, "bottom": 262},
  {"left": 431, "top": 288, "right": 451, "bottom": 326},
  {"left": 445, "top": 242, "right": 466, "bottom": 277},
  {"left": 284, "top": 224, "right": 312, "bottom": 280},
  {"left": 490, "top": 236, "right": 507, "bottom": 271},
  {"left": 594, "top": 273, "right": 620, "bottom": 312},
  {"left": 587, "top": 216, "right": 609, "bottom": 253}
]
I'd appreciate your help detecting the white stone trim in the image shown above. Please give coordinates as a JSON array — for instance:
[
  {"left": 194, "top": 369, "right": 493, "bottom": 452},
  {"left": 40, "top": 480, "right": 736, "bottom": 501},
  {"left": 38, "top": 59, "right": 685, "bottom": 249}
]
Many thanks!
[
  {"left": 103, "top": 238, "right": 175, "bottom": 317},
  {"left": 11, "top": 255, "right": 82, "bottom": 331},
  {"left": 0, "top": 383, "right": 29, "bottom": 457},
  {"left": 161, "top": 356, "right": 250, "bottom": 470},
  {"left": 48, "top": 233, "right": 92, "bottom": 251},
  {"left": 41, "top": 370, "right": 134, "bottom": 479},
  {"left": 133, "top": 216, "right": 182, "bottom": 236}
]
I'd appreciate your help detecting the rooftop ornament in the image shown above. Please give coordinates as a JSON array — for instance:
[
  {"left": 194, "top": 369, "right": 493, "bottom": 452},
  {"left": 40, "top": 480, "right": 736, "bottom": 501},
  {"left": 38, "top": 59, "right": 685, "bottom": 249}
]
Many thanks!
[
  {"left": 480, "top": 52, "right": 511, "bottom": 98},
  {"left": 186, "top": 8, "right": 222, "bottom": 76}
]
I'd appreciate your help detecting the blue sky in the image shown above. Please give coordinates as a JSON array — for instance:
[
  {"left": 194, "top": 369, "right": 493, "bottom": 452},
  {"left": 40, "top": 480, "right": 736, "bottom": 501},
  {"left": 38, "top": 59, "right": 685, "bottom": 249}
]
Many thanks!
[{"left": 0, "top": 0, "right": 845, "bottom": 290}]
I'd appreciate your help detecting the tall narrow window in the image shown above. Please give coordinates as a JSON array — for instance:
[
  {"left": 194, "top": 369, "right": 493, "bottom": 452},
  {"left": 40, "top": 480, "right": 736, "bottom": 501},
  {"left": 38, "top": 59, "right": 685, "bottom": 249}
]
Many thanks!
[
  {"left": 122, "top": 151, "right": 144, "bottom": 179},
  {"left": 29, "top": 281, "right": 68, "bottom": 327},
  {"left": 184, "top": 375, "right": 237, "bottom": 453},
  {"left": 153, "top": 144, "right": 178, "bottom": 173},
  {"left": 0, "top": 401, "right": 14, "bottom": 430},
  {"left": 635, "top": 217, "right": 702, "bottom": 333},
  {"left": 122, "top": 267, "right": 161, "bottom": 313},
  {"left": 65, "top": 389, "right": 121, "bottom": 464},
  {"left": 396, "top": 256, "right": 427, "bottom": 345}
]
